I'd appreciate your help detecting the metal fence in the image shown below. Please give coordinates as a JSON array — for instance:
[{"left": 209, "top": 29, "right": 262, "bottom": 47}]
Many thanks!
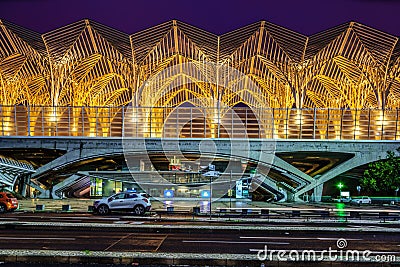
[{"left": 0, "top": 105, "right": 399, "bottom": 140}]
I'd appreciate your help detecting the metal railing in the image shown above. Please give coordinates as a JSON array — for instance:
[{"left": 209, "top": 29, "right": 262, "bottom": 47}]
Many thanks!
[{"left": 0, "top": 105, "right": 399, "bottom": 140}]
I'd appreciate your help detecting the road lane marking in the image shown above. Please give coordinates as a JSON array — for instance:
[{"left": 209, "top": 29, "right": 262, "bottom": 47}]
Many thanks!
[
  {"left": 241, "top": 236, "right": 310, "bottom": 240},
  {"left": 104, "top": 233, "right": 133, "bottom": 251},
  {"left": 183, "top": 240, "right": 289, "bottom": 245},
  {"left": 153, "top": 235, "right": 168, "bottom": 252},
  {"left": 249, "top": 249, "right": 400, "bottom": 254},
  {"left": 50, "top": 216, "right": 100, "bottom": 219},
  {"left": 369, "top": 251, "right": 400, "bottom": 254},
  {"left": 348, "top": 225, "right": 382, "bottom": 229},
  {"left": 49, "top": 216, "right": 120, "bottom": 221},
  {"left": 241, "top": 237, "right": 363, "bottom": 241},
  {"left": 50, "top": 219, "right": 82, "bottom": 222},
  {"left": 0, "top": 237, "right": 75, "bottom": 240},
  {"left": 317, "top": 238, "right": 363, "bottom": 241}
]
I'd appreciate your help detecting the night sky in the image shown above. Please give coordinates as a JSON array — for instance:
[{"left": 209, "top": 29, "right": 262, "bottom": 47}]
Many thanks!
[{"left": 0, "top": 0, "right": 399, "bottom": 36}]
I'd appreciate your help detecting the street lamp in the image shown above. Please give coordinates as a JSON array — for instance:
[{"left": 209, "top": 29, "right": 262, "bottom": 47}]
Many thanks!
[
  {"left": 201, "top": 164, "right": 219, "bottom": 220},
  {"left": 209, "top": 174, "right": 212, "bottom": 219},
  {"left": 229, "top": 170, "right": 232, "bottom": 209}
]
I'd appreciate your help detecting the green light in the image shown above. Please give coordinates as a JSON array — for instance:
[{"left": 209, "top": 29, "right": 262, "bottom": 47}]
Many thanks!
[{"left": 337, "top": 182, "right": 344, "bottom": 190}]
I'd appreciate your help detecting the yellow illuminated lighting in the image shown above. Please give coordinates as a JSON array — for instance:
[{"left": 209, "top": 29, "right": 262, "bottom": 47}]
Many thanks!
[
  {"left": 0, "top": 19, "right": 399, "bottom": 139},
  {"left": 294, "top": 110, "right": 303, "bottom": 125},
  {"left": 376, "top": 113, "right": 387, "bottom": 126},
  {"left": 354, "top": 125, "right": 361, "bottom": 137},
  {"left": 48, "top": 112, "right": 58, "bottom": 123},
  {"left": 2, "top": 123, "right": 11, "bottom": 136},
  {"left": 283, "top": 126, "right": 289, "bottom": 137}
]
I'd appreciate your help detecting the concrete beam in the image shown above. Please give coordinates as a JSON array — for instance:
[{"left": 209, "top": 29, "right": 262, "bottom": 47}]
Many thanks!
[
  {"left": 313, "top": 183, "right": 324, "bottom": 202},
  {"left": 272, "top": 156, "right": 314, "bottom": 185},
  {"left": 296, "top": 148, "right": 400, "bottom": 199},
  {"left": 1, "top": 137, "right": 399, "bottom": 201}
]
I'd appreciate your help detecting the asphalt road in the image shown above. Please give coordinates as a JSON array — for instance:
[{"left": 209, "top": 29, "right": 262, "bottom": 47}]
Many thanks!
[
  {"left": 2, "top": 211, "right": 400, "bottom": 227},
  {"left": 0, "top": 212, "right": 399, "bottom": 266},
  {"left": 0, "top": 226, "right": 399, "bottom": 256}
]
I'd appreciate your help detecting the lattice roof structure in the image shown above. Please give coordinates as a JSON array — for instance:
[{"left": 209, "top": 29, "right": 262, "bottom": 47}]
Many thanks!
[
  {"left": 1, "top": 19, "right": 400, "bottom": 139},
  {"left": 1, "top": 19, "right": 399, "bottom": 110}
]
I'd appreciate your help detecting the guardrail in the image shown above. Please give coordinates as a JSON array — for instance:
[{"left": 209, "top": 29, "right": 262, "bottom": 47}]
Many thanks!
[
  {"left": 152, "top": 207, "right": 400, "bottom": 222},
  {"left": 213, "top": 207, "right": 400, "bottom": 221},
  {"left": 29, "top": 204, "right": 400, "bottom": 222},
  {"left": 0, "top": 105, "right": 399, "bottom": 140}
]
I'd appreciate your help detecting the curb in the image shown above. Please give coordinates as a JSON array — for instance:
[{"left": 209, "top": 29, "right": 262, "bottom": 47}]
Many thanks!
[
  {"left": 1, "top": 221, "right": 400, "bottom": 233},
  {"left": 0, "top": 250, "right": 398, "bottom": 267}
]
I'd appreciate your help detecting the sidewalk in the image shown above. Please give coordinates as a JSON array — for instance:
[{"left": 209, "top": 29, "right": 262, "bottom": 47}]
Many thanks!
[
  {"left": 18, "top": 198, "right": 94, "bottom": 212},
  {"left": 17, "top": 198, "right": 281, "bottom": 212},
  {"left": 15, "top": 198, "right": 400, "bottom": 226}
]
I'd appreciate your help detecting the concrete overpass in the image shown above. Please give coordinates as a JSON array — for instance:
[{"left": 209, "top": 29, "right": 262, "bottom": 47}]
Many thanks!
[{"left": 0, "top": 137, "right": 398, "bottom": 201}]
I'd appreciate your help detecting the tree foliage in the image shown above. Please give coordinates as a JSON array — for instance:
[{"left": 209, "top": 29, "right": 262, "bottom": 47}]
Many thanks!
[{"left": 361, "top": 151, "right": 400, "bottom": 195}]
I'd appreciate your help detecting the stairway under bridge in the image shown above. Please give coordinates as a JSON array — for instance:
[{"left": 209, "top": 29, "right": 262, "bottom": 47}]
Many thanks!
[
  {"left": 0, "top": 155, "right": 34, "bottom": 190},
  {"left": 0, "top": 137, "right": 398, "bottom": 202}
]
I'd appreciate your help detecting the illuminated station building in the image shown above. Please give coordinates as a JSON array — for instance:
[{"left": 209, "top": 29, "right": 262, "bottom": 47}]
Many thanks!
[{"left": 0, "top": 19, "right": 399, "bottom": 201}]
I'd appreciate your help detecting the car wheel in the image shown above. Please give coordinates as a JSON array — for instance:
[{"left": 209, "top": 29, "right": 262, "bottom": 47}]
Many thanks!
[
  {"left": 0, "top": 204, "right": 5, "bottom": 214},
  {"left": 133, "top": 205, "right": 145, "bottom": 216},
  {"left": 97, "top": 204, "right": 110, "bottom": 215}
]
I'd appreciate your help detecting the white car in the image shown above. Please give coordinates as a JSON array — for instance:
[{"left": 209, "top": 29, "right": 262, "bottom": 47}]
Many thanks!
[
  {"left": 351, "top": 196, "right": 372, "bottom": 205},
  {"left": 93, "top": 191, "right": 151, "bottom": 215}
]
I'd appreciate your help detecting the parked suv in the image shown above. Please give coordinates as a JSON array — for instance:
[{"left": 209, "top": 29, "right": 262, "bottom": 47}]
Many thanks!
[
  {"left": 93, "top": 191, "right": 151, "bottom": 215},
  {"left": 0, "top": 192, "right": 18, "bottom": 213},
  {"left": 351, "top": 196, "right": 372, "bottom": 205}
]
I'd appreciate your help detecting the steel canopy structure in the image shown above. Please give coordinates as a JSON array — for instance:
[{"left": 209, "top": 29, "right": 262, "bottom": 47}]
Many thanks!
[
  {"left": 2, "top": 19, "right": 400, "bottom": 199},
  {"left": 0, "top": 19, "right": 400, "bottom": 140}
]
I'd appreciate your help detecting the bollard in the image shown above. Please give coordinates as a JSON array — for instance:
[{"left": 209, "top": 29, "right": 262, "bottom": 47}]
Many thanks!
[
  {"left": 350, "top": 211, "right": 360, "bottom": 218},
  {"left": 167, "top": 206, "right": 174, "bottom": 214},
  {"left": 379, "top": 212, "right": 389, "bottom": 217},
  {"left": 261, "top": 209, "right": 269, "bottom": 215},
  {"left": 320, "top": 210, "right": 330, "bottom": 218},
  {"left": 192, "top": 207, "right": 200, "bottom": 214},
  {"left": 292, "top": 210, "right": 301, "bottom": 217},
  {"left": 35, "top": 204, "right": 45, "bottom": 211},
  {"left": 61, "top": 204, "right": 71, "bottom": 211},
  {"left": 379, "top": 212, "right": 389, "bottom": 222},
  {"left": 217, "top": 208, "right": 227, "bottom": 217}
]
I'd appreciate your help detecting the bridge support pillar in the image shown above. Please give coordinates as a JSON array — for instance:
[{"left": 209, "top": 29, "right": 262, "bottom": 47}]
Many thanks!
[
  {"left": 21, "top": 175, "right": 30, "bottom": 197},
  {"left": 313, "top": 183, "right": 324, "bottom": 202},
  {"left": 39, "top": 190, "right": 51, "bottom": 199}
]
